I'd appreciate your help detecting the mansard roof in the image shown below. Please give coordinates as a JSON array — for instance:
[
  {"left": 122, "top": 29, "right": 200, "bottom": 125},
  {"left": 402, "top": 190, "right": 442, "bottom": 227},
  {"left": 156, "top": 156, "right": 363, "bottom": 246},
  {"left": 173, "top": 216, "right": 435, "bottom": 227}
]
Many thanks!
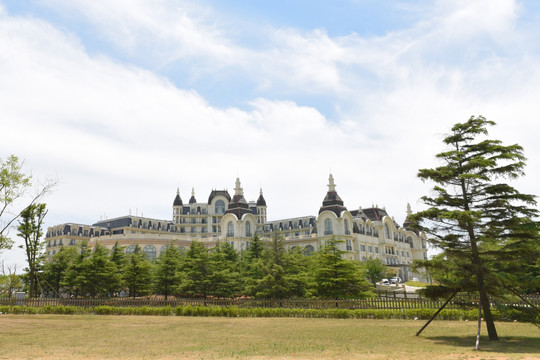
[
  {"left": 208, "top": 190, "right": 231, "bottom": 204},
  {"left": 360, "top": 207, "right": 389, "bottom": 222}
]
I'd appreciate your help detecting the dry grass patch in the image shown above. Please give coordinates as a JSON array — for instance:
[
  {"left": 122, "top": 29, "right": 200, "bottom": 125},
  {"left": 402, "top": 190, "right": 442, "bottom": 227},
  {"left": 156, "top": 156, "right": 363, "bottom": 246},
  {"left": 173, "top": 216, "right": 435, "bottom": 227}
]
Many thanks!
[{"left": 0, "top": 315, "right": 538, "bottom": 359}]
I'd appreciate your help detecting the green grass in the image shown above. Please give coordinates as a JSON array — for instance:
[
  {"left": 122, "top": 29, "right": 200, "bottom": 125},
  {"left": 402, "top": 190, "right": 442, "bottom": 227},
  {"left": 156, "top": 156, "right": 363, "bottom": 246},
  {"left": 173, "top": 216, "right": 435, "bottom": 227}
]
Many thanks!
[{"left": 0, "top": 315, "right": 538, "bottom": 359}]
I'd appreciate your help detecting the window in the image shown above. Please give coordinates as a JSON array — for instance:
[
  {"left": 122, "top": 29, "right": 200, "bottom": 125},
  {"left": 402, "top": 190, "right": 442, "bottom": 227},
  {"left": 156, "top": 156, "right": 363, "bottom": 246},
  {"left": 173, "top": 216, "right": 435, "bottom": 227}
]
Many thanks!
[
  {"left": 143, "top": 245, "right": 157, "bottom": 261},
  {"left": 245, "top": 222, "right": 251, "bottom": 237},
  {"left": 368, "top": 246, "right": 372, "bottom": 253},
  {"left": 304, "top": 245, "right": 315, "bottom": 256},
  {"left": 385, "top": 224, "right": 390, "bottom": 239},
  {"left": 375, "top": 247, "right": 379, "bottom": 254},
  {"left": 360, "top": 244, "right": 366, "bottom": 252},
  {"left": 324, "top": 219, "right": 333, "bottom": 235},
  {"left": 126, "top": 245, "right": 136, "bottom": 256},
  {"left": 346, "top": 239, "right": 352, "bottom": 251},
  {"left": 227, "top": 222, "right": 234, "bottom": 237},
  {"left": 344, "top": 219, "right": 350, "bottom": 235},
  {"left": 215, "top": 200, "right": 225, "bottom": 214}
]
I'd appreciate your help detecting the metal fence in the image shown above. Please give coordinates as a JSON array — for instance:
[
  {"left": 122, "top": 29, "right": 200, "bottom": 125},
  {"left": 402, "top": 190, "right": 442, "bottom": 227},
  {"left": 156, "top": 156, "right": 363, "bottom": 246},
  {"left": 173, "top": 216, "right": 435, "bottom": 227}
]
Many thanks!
[{"left": 1, "top": 295, "right": 538, "bottom": 310}]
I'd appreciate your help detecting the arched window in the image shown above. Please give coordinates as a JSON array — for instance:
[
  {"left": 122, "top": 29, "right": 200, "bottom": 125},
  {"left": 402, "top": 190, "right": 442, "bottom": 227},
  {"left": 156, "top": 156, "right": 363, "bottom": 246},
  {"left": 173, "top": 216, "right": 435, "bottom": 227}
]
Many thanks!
[
  {"left": 125, "top": 245, "right": 136, "bottom": 256},
  {"left": 245, "top": 222, "right": 251, "bottom": 237},
  {"left": 215, "top": 200, "right": 225, "bottom": 214},
  {"left": 304, "top": 245, "right": 315, "bottom": 256},
  {"left": 227, "top": 222, "right": 234, "bottom": 237},
  {"left": 385, "top": 224, "right": 391, "bottom": 239},
  {"left": 344, "top": 219, "right": 350, "bottom": 235},
  {"left": 324, "top": 218, "right": 333, "bottom": 235},
  {"left": 143, "top": 245, "right": 157, "bottom": 261},
  {"left": 160, "top": 245, "right": 169, "bottom": 255}
]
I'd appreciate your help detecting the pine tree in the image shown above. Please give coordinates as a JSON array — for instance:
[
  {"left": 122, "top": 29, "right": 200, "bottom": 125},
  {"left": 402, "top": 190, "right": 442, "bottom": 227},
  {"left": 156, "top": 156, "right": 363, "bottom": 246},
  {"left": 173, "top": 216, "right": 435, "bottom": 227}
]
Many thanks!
[
  {"left": 154, "top": 244, "right": 181, "bottom": 299},
  {"left": 124, "top": 244, "right": 153, "bottom": 298},
  {"left": 208, "top": 241, "right": 241, "bottom": 298},
  {"left": 41, "top": 246, "right": 78, "bottom": 297},
  {"left": 178, "top": 241, "right": 212, "bottom": 298},
  {"left": 109, "top": 242, "right": 126, "bottom": 296},
  {"left": 79, "top": 244, "right": 121, "bottom": 297},
  {"left": 411, "top": 116, "right": 540, "bottom": 341},
  {"left": 62, "top": 240, "right": 91, "bottom": 297},
  {"left": 312, "top": 237, "right": 372, "bottom": 299}
]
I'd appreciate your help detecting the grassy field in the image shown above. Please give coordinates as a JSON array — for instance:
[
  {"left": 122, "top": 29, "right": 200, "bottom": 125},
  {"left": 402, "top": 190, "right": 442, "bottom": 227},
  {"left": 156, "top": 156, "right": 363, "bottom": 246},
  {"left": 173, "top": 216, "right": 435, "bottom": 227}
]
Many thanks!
[{"left": 0, "top": 315, "right": 538, "bottom": 359}]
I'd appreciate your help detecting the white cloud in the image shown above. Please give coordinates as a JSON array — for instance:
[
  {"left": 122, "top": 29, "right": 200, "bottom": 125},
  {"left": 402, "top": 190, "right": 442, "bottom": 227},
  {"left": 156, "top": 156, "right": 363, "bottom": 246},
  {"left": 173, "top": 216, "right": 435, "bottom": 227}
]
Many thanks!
[{"left": 2, "top": 0, "right": 540, "bottom": 268}]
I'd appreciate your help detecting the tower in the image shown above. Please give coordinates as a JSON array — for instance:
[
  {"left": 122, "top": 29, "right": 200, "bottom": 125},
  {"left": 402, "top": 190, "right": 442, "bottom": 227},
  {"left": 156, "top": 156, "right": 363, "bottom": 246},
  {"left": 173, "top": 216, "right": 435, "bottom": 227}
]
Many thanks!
[
  {"left": 256, "top": 187, "right": 267, "bottom": 225},
  {"left": 172, "top": 188, "right": 183, "bottom": 224}
]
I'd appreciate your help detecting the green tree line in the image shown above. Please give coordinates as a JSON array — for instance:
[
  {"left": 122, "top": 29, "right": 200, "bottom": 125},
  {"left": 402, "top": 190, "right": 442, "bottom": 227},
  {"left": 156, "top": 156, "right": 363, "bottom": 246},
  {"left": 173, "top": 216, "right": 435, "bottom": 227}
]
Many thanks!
[{"left": 35, "top": 234, "right": 378, "bottom": 300}]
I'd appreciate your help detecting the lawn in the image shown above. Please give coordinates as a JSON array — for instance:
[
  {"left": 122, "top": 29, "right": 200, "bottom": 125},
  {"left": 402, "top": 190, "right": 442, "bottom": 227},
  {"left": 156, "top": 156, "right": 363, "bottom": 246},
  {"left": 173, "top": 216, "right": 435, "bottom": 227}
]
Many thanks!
[{"left": 0, "top": 315, "right": 538, "bottom": 359}]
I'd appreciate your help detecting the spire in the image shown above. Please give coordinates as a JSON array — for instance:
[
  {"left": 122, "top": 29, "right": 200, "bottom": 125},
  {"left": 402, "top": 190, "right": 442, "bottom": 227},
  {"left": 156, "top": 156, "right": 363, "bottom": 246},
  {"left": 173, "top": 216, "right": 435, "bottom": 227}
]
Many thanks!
[
  {"left": 173, "top": 188, "right": 183, "bottom": 206},
  {"left": 189, "top": 187, "right": 197, "bottom": 204},
  {"left": 403, "top": 203, "right": 413, "bottom": 229},
  {"left": 319, "top": 173, "right": 347, "bottom": 216},
  {"left": 328, "top": 173, "right": 336, "bottom": 192},
  {"left": 257, "top": 187, "right": 266, "bottom": 206},
  {"left": 225, "top": 177, "right": 250, "bottom": 218},
  {"left": 235, "top": 177, "right": 244, "bottom": 196}
]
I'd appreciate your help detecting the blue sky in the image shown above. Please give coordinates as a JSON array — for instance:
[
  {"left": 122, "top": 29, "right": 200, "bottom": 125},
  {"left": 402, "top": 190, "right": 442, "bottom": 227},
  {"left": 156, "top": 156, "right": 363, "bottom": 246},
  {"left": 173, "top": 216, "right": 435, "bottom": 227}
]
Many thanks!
[{"left": 1, "top": 0, "right": 540, "bottom": 267}]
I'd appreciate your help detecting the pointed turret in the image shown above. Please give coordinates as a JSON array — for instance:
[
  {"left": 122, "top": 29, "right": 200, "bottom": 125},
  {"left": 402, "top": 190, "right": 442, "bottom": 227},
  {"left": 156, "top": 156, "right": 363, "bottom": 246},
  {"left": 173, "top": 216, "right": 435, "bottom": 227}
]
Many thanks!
[
  {"left": 173, "top": 188, "right": 183, "bottom": 206},
  {"left": 189, "top": 187, "right": 197, "bottom": 204},
  {"left": 256, "top": 187, "right": 267, "bottom": 225},
  {"left": 318, "top": 173, "right": 347, "bottom": 217},
  {"left": 256, "top": 187, "right": 266, "bottom": 206}
]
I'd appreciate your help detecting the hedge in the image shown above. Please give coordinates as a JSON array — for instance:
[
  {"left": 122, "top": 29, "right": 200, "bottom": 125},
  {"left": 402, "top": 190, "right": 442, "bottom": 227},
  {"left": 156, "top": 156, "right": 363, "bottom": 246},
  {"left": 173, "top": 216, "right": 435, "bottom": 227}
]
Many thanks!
[{"left": 0, "top": 305, "right": 537, "bottom": 323}]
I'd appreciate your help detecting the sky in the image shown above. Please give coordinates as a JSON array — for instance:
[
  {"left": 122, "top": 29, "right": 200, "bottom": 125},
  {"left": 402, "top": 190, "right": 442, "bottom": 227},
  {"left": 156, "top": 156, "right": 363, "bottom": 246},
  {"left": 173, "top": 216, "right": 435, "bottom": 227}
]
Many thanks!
[{"left": 2, "top": 0, "right": 540, "bottom": 269}]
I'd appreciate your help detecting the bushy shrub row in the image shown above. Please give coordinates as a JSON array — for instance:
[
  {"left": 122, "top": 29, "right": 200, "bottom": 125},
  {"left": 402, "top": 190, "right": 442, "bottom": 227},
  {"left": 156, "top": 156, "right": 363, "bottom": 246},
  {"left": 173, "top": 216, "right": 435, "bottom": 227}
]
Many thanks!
[{"left": 1, "top": 304, "right": 538, "bottom": 322}]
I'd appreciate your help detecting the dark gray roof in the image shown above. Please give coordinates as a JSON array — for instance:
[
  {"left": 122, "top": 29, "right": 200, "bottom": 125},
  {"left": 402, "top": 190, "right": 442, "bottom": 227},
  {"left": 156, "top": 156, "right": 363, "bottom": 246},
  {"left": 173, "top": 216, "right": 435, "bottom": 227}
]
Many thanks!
[
  {"left": 256, "top": 193, "right": 266, "bottom": 206},
  {"left": 224, "top": 194, "right": 251, "bottom": 219},
  {"left": 173, "top": 193, "right": 183, "bottom": 206},
  {"left": 361, "top": 207, "right": 389, "bottom": 222},
  {"left": 208, "top": 190, "right": 231, "bottom": 204},
  {"left": 318, "top": 191, "right": 347, "bottom": 217}
]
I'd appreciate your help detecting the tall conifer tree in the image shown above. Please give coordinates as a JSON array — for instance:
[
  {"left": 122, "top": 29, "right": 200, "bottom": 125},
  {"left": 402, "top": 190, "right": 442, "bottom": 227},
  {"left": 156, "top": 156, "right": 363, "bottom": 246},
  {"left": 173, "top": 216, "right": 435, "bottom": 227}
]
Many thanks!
[{"left": 411, "top": 116, "right": 539, "bottom": 341}]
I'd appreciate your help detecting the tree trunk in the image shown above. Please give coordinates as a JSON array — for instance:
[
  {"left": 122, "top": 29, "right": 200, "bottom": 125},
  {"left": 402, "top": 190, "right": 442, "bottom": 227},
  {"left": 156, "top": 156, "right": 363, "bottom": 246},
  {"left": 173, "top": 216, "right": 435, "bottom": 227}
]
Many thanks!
[
  {"left": 480, "top": 289, "right": 498, "bottom": 341},
  {"left": 476, "top": 293, "right": 482, "bottom": 350}
]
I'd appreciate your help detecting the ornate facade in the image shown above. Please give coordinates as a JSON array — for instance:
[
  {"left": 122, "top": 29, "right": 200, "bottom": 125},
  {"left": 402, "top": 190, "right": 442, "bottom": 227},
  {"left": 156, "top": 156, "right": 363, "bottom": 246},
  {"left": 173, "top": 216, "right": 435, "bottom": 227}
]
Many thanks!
[{"left": 45, "top": 174, "right": 428, "bottom": 281}]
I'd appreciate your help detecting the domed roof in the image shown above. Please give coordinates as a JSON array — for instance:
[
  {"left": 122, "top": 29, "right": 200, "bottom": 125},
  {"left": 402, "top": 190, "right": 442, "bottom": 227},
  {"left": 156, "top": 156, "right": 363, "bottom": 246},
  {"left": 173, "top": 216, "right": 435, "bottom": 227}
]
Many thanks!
[
  {"left": 173, "top": 188, "right": 183, "bottom": 206},
  {"left": 224, "top": 178, "right": 251, "bottom": 218},
  {"left": 318, "top": 174, "right": 348, "bottom": 217},
  {"left": 208, "top": 190, "right": 231, "bottom": 204}
]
